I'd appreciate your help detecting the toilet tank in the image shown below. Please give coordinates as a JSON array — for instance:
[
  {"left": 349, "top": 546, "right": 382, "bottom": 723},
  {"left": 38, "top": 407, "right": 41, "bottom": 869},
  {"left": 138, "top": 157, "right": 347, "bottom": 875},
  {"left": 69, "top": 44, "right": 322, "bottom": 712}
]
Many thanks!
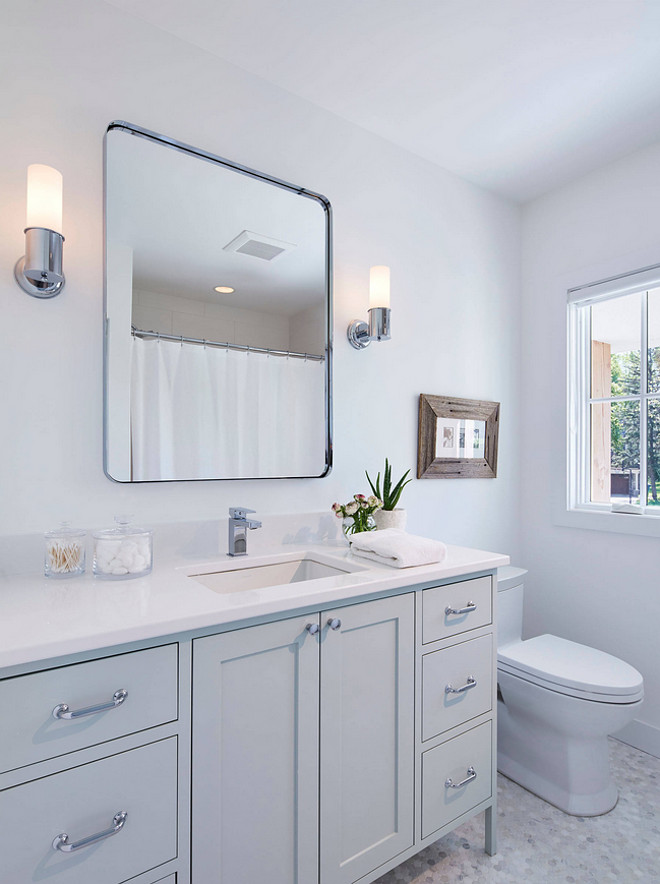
[{"left": 497, "top": 566, "right": 527, "bottom": 648}]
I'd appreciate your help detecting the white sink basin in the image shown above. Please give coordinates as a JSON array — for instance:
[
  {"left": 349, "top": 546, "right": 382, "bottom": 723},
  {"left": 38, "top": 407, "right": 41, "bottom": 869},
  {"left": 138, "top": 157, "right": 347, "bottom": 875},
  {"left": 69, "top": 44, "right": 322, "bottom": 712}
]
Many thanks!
[{"left": 189, "top": 551, "right": 364, "bottom": 594}]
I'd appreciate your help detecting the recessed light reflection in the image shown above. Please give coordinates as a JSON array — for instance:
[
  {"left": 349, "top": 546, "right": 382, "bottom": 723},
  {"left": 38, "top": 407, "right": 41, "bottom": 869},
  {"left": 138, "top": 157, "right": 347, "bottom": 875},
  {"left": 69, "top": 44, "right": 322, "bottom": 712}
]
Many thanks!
[{"left": 214, "top": 285, "right": 235, "bottom": 294}]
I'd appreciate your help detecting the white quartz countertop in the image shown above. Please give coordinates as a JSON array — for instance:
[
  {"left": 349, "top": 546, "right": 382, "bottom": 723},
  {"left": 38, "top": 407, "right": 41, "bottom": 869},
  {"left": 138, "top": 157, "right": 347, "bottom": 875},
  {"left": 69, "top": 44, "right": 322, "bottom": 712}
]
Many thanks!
[{"left": 0, "top": 542, "right": 508, "bottom": 672}]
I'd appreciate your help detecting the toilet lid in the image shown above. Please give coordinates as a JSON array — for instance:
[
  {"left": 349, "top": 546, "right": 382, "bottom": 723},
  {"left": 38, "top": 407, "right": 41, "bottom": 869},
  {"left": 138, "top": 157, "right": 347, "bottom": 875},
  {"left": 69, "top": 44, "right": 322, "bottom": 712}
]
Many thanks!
[{"left": 498, "top": 635, "right": 644, "bottom": 702}]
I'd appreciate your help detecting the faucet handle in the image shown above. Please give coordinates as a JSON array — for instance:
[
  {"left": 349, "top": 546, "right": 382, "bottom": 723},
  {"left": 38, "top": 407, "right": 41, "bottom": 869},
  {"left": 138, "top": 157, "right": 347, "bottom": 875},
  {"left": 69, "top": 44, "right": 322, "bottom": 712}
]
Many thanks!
[{"left": 229, "top": 507, "right": 256, "bottom": 520}]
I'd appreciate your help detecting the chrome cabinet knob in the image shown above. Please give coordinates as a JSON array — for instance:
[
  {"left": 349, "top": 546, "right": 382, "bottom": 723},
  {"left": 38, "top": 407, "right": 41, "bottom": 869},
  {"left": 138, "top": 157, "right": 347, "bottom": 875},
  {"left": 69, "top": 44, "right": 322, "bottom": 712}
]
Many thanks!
[
  {"left": 306, "top": 623, "right": 320, "bottom": 635},
  {"left": 327, "top": 618, "right": 341, "bottom": 631}
]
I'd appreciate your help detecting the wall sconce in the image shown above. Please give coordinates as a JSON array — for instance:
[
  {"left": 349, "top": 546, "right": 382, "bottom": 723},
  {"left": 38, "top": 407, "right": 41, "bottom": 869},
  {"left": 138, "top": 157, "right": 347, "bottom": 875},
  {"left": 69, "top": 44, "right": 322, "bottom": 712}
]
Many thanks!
[
  {"left": 14, "top": 164, "right": 65, "bottom": 298},
  {"left": 347, "top": 265, "right": 391, "bottom": 350}
]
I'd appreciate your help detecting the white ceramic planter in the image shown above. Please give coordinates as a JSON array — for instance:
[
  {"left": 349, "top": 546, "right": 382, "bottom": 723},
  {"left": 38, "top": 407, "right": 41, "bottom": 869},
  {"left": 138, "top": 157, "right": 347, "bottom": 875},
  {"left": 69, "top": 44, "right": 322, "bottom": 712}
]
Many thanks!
[{"left": 373, "top": 508, "right": 407, "bottom": 531}]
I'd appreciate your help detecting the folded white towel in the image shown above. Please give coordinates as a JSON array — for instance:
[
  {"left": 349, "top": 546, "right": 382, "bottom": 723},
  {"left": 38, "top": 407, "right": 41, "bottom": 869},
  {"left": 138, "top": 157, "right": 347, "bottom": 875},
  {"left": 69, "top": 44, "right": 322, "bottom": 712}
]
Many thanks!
[{"left": 348, "top": 528, "right": 447, "bottom": 569}]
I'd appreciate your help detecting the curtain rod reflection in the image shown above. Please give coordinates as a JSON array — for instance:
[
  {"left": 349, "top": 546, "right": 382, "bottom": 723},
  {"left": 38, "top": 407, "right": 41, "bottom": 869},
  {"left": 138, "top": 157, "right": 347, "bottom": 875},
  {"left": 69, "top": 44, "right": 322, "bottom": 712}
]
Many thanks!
[{"left": 131, "top": 327, "right": 325, "bottom": 362}]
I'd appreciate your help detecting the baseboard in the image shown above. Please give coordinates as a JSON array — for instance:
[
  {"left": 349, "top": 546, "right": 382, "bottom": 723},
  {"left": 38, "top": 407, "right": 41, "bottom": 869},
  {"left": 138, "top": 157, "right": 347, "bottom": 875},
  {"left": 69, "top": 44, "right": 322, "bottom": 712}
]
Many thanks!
[{"left": 613, "top": 718, "right": 660, "bottom": 759}]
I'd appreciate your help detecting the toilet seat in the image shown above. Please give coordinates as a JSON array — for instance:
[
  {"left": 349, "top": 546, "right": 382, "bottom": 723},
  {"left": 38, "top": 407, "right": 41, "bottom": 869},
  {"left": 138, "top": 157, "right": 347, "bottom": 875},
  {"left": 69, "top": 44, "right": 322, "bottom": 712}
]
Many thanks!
[{"left": 498, "top": 634, "right": 644, "bottom": 704}]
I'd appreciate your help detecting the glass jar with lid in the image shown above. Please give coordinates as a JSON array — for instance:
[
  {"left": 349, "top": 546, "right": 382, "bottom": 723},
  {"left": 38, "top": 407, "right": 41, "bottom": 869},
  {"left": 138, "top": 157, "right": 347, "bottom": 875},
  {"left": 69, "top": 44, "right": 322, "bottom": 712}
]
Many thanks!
[
  {"left": 44, "top": 522, "right": 86, "bottom": 578},
  {"left": 93, "top": 515, "right": 153, "bottom": 580}
]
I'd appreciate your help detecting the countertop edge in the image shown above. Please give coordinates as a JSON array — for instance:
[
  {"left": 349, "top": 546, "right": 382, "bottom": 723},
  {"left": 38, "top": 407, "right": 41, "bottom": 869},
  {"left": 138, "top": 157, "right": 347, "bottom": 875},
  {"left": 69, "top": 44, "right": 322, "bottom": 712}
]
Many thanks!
[{"left": 0, "top": 545, "right": 509, "bottom": 672}]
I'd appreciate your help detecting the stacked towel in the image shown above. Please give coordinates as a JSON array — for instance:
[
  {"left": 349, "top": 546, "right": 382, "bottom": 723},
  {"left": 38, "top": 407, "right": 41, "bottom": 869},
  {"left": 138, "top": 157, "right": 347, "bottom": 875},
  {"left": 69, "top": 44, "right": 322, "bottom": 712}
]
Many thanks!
[{"left": 348, "top": 528, "right": 447, "bottom": 569}]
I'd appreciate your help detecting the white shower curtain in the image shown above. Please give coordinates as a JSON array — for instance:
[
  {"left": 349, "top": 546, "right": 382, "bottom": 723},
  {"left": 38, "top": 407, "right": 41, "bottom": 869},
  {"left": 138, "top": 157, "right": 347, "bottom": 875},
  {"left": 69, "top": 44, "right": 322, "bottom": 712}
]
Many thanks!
[{"left": 130, "top": 338, "right": 326, "bottom": 480}]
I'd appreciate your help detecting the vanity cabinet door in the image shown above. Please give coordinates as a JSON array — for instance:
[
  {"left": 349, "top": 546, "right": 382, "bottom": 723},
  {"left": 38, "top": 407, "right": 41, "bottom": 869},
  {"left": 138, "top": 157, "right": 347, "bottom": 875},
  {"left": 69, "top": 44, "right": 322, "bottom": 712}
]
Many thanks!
[
  {"left": 320, "top": 593, "right": 415, "bottom": 884},
  {"left": 192, "top": 615, "right": 320, "bottom": 884}
]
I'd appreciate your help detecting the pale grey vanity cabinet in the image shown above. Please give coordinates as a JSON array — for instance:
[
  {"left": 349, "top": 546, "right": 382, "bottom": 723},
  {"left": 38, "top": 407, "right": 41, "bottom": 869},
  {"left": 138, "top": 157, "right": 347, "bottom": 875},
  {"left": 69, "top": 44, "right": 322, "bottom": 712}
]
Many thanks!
[
  {"left": 417, "top": 574, "right": 497, "bottom": 857},
  {"left": 0, "top": 644, "right": 183, "bottom": 884},
  {"left": 191, "top": 593, "right": 415, "bottom": 884},
  {"left": 186, "top": 572, "right": 496, "bottom": 884},
  {"left": 1, "top": 739, "right": 178, "bottom": 884},
  {"left": 0, "top": 567, "right": 496, "bottom": 884}
]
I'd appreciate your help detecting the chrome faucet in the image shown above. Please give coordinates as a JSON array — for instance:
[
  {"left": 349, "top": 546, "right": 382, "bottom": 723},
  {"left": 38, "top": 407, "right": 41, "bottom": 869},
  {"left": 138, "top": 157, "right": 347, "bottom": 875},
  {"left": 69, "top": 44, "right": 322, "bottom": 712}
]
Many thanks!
[{"left": 227, "top": 507, "right": 262, "bottom": 557}]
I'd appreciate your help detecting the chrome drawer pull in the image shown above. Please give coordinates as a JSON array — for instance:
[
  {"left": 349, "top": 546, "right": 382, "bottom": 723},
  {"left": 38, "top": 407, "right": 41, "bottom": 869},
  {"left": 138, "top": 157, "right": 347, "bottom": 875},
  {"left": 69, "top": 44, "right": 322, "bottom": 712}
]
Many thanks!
[
  {"left": 445, "top": 601, "right": 476, "bottom": 616},
  {"left": 52, "top": 688, "right": 128, "bottom": 720},
  {"left": 445, "top": 766, "right": 477, "bottom": 789},
  {"left": 327, "top": 618, "right": 342, "bottom": 631},
  {"left": 52, "top": 810, "right": 128, "bottom": 852},
  {"left": 445, "top": 675, "right": 477, "bottom": 695}
]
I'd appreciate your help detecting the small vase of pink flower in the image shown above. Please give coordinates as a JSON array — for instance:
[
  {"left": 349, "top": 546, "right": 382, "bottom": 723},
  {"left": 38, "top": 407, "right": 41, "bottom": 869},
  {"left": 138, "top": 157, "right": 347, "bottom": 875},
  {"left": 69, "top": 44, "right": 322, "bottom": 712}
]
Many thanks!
[{"left": 332, "top": 494, "right": 383, "bottom": 539}]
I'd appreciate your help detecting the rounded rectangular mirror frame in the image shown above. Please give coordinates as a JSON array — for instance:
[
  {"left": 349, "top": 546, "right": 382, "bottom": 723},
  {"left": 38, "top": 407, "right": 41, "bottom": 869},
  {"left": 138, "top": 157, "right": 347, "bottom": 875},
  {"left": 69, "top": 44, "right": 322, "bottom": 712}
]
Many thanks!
[{"left": 103, "top": 121, "right": 333, "bottom": 483}]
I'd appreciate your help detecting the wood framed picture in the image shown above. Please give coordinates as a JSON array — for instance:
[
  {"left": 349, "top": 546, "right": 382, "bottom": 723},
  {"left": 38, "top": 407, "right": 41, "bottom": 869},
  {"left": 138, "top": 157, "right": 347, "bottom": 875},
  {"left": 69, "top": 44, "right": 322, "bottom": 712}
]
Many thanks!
[{"left": 417, "top": 394, "right": 500, "bottom": 479}]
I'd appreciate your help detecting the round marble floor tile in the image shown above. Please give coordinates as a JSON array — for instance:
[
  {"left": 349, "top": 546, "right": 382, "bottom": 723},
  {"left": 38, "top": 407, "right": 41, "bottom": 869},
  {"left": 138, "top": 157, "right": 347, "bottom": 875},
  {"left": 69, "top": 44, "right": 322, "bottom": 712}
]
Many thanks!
[{"left": 374, "top": 739, "right": 660, "bottom": 884}]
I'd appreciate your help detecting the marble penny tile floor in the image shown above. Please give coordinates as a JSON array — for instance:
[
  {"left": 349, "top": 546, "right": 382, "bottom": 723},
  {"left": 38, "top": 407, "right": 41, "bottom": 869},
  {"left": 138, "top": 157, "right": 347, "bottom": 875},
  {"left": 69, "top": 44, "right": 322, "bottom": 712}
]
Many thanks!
[{"left": 375, "top": 739, "right": 660, "bottom": 884}]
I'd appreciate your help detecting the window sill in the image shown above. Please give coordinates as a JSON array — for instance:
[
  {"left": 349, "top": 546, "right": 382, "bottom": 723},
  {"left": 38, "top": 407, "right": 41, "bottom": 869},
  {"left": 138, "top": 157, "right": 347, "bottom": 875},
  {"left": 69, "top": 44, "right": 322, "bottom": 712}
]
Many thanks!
[{"left": 556, "top": 506, "right": 660, "bottom": 537}]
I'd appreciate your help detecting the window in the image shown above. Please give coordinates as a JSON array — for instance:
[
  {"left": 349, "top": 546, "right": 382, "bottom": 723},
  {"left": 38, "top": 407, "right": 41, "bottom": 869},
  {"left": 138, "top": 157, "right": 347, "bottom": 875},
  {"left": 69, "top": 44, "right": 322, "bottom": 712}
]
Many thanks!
[{"left": 568, "top": 265, "right": 660, "bottom": 516}]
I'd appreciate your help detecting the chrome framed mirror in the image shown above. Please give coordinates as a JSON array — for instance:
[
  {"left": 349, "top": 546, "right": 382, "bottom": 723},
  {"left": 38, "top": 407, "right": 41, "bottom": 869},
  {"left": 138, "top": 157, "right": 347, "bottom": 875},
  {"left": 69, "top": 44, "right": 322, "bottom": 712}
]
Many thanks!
[{"left": 104, "top": 122, "right": 332, "bottom": 482}]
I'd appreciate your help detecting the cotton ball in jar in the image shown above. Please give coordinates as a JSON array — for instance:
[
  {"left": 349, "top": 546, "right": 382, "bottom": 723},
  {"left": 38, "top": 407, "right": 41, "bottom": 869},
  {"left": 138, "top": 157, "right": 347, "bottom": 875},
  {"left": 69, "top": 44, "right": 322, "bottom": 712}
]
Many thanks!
[{"left": 93, "top": 517, "right": 153, "bottom": 579}]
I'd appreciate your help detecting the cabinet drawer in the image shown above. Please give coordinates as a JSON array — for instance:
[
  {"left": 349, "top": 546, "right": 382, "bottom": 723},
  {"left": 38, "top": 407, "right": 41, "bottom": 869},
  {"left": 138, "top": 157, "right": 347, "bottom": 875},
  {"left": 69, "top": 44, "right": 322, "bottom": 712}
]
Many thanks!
[
  {"left": 0, "top": 737, "right": 177, "bottom": 884},
  {"left": 0, "top": 644, "right": 178, "bottom": 773},
  {"left": 422, "top": 576, "right": 492, "bottom": 644},
  {"left": 421, "top": 721, "right": 492, "bottom": 838},
  {"left": 422, "top": 635, "right": 492, "bottom": 741}
]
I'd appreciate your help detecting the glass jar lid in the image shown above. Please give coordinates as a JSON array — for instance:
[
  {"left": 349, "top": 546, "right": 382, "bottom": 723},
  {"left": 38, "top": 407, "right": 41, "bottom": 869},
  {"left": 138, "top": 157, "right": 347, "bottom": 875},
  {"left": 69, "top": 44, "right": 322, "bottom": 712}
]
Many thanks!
[
  {"left": 93, "top": 514, "right": 152, "bottom": 539},
  {"left": 45, "top": 520, "right": 85, "bottom": 539}
]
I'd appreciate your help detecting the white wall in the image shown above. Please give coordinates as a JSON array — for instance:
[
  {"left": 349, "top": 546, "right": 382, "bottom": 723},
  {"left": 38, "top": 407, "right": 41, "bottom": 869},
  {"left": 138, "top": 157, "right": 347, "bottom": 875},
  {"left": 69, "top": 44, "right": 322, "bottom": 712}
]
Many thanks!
[
  {"left": 0, "top": 0, "right": 520, "bottom": 565},
  {"left": 521, "top": 140, "right": 660, "bottom": 755}
]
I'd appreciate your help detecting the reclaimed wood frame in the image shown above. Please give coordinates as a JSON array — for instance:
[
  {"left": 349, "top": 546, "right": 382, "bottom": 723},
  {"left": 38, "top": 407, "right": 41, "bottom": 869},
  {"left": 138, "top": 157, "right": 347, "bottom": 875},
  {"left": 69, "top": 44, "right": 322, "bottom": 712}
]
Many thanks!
[{"left": 417, "top": 394, "right": 500, "bottom": 479}]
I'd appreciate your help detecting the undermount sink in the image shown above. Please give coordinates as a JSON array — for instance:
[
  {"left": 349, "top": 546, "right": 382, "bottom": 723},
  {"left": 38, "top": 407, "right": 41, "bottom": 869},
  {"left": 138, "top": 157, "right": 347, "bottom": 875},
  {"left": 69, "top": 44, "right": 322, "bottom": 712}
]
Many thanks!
[{"left": 189, "top": 552, "right": 364, "bottom": 594}]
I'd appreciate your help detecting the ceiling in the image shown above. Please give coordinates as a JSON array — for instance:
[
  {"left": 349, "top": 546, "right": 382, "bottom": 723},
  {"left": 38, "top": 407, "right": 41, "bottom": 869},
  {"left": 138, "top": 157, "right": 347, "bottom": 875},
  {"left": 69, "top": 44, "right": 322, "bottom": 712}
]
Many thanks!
[{"left": 103, "top": 0, "right": 660, "bottom": 203}]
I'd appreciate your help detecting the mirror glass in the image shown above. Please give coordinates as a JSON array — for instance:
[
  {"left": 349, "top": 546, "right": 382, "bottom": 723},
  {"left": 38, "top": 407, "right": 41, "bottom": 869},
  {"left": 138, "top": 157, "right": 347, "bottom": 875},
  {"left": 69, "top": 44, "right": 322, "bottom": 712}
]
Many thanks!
[{"left": 104, "top": 123, "right": 332, "bottom": 482}]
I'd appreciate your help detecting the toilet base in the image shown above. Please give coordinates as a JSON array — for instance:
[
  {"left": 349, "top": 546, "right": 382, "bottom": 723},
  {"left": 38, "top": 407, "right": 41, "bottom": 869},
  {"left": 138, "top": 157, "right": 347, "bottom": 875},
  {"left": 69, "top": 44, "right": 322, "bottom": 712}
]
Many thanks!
[
  {"left": 497, "top": 696, "right": 622, "bottom": 816},
  {"left": 497, "top": 746, "right": 618, "bottom": 817}
]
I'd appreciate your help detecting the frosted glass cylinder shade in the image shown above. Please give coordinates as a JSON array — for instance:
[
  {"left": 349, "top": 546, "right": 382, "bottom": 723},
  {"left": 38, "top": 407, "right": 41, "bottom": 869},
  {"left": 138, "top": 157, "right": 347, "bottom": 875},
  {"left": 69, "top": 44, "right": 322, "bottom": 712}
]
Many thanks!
[
  {"left": 369, "top": 265, "right": 390, "bottom": 309},
  {"left": 26, "top": 164, "right": 63, "bottom": 232}
]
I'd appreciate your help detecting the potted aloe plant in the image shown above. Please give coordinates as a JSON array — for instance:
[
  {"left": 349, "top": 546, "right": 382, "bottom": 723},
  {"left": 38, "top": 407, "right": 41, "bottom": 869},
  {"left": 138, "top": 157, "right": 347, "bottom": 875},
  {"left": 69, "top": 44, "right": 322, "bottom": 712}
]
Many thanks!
[{"left": 366, "top": 459, "right": 412, "bottom": 531}]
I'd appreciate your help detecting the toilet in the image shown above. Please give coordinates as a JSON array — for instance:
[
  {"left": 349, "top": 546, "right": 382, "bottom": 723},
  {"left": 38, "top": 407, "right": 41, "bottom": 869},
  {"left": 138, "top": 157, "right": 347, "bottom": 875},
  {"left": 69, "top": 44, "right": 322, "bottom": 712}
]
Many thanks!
[{"left": 496, "top": 567, "right": 644, "bottom": 816}]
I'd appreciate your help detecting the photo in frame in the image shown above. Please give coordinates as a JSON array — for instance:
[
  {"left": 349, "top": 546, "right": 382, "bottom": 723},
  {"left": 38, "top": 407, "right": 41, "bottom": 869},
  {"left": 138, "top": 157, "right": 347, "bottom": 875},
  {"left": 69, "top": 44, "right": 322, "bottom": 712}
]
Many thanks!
[
  {"left": 435, "top": 418, "right": 486, "bottom": 459},
  {"left": 418, "top": 394, "right": 500, "bottom": 478}
]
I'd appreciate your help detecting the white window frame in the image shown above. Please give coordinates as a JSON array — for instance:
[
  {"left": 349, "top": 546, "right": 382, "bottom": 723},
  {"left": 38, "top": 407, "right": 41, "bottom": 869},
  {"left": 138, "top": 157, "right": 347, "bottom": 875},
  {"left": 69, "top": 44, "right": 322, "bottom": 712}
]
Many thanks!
[{"left": 567, "top": 262, "right": 660, "bottom": 521}]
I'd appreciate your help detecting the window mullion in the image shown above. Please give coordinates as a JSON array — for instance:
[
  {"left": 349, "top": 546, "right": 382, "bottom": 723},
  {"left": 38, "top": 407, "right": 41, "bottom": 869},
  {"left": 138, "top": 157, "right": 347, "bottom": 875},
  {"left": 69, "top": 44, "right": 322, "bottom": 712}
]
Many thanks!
[
  {"left": 581, "top": 306, "right": 591, "bottom": 506},
  {"left": 568, "top": 303, "right": 590, "bottom": 508},
  {"left": 589, "top": 395, "right": 642, "bottom": 404},
  {"left": 641, "top": 291, "right": 649, "bottom": 507}
]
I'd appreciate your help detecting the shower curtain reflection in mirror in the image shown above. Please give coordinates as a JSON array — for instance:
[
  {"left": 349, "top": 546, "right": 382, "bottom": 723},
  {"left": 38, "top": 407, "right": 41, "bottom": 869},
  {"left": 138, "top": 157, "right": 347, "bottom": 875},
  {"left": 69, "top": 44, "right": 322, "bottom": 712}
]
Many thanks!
[{"left": 130, "top": 337, "right": 326, "bottom": 480}]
